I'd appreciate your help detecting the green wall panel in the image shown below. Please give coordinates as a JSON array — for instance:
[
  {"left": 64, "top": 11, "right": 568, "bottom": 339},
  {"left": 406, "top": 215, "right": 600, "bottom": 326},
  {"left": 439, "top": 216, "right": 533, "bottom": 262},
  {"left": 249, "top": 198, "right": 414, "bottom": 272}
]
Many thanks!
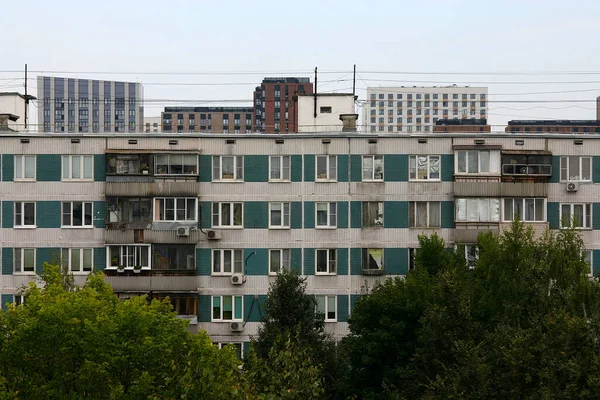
[
  {"left": 196, "top": 248, "right": 211, "bottom": 276},
  {"left": 291, "top": 248, "right": 302, "bottom": 274},
  {"left": 94, "top": 247, "right": 106, "bottom": 272},
  {"left": 441, "top": 201, "right": 455, "bottom": 228},
  {"left": 337, "top": 248, "right": 348, "bottom": 275},
  {"left": 37, "top": 248, "right": 60, "bottom": 274},
  {"left": 441, "top": 154, "right": 454, "bottom": 182},
  {"left": 244, "top": 202, "right": 268, "bottom": 229},
  {"left": 350, "top": 248, "right": 362, "bottom": 275},
  {"left": 350, "top": 201, "right": 361, "bottom": 228},
  {"left": 1, "top": 294, "right": 13, "bottom": 311},
  {"left": 350, "top": 294, "right": 361, "bottom": 315},
  {"left": 200, "top": 202, "right": 211, "bottom": 229},
  {"left": 244, "top": 155, "right": 268, "bottom": 182},
  {"left": 198, "top": 155, "right": 212, "bottom": 182},
  {"left": 350, "top": 155, "right": 362, "bottom": 182},
  {"left": 244, "top": 295, "right": 267, "bottom": 322},
  {"left": 303, "top": 154, "right": 315, "bottom": 182},
  {"left": 304, "top": 202, "right": 315, "bottom": 229},
  {"left": 291, "top": 155, "right": 302, "bottom": 182},
  {"left": 291, "top": 201, "right": 303, "bottom": 229},
  {"left": 94, "top": 201, "right": 106, "bottom": 228},
  {"left": 37, "top": 201, "right": 61, "bottom": 228},
  {"left": 384, "top": 201, "right": 408, "bottom": 228},
  {"left": 197, "top": 295, "right": 211, "bottom": 322},
  {"left": 245, "top": 248, "right": 268, "bottom": 275},
  {"left": 304, "top": 248, "right": 315, "bottom": 275},
  {"left": 549, "top": 156, "right": 560, "bottom": 183},
  {"left": 547, "top": 202, "right": 560, "bottom": 229},
  {"left": 594, "top": 250, "right": 600, "bottom": 277},
  {"left": 384, "top": 248, "right": 408, "bottom": 275},
  {"left": 94, "top": 154, "right": 105, "bottom": 182},
  {"left": 2, "top": 248, "right": 13, "bottom": 275},
  {"left": 384, "top": 154, "right": 408, "bottom": 182},
  {"left": 594, "top": 157, "right": 600, "bottom": 184},
  {"left": 337, "top": 155, "right": 349, "bottom": 182},
  {"left": 338, "top": 295, "right": 349, "bottom": 322},
  {"left": 2, "top": 201, "right": 13, "bottom": 228},
  {"left": 2, "top": 154, "right": 13, "bottom": 182},
  {"left": 37, "top": 154, "right": 61, "bottom": 181},
  {"left": 593, "top": 203, "right": 600, "bottom": 230},
  {"left": 337, "top": 201, "right": 348, "bottom": 229}
]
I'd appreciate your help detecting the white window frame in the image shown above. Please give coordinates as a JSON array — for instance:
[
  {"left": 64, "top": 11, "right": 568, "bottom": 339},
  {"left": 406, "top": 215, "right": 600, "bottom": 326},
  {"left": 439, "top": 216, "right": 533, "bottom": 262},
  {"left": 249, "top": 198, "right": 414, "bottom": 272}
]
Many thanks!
[
  {"left": 61, "top": 155, "right": 93, "bottom": 181},
  {"left": 455, "top": 244, "right": 479, "bottom": 269},
  {"left": 362, "top": 201, "right": 384, "bottom": 227},
  {"left": 560, "top": 156, "right": 592, "bottom": 182},
  {"left": 316, "top": 249, "right": 337, "bottom": 275},
  {"left": 14, "top": 201, "right": 36, "bottom": 228},
  {"left": 362, "top": 248, "right": 384, "bottom": 271},
  {"left": 269, "top": 155, "right": 290, "bottom": 181},
  {"left": 362, "top": 155, "right": 384, "bottom": 181},
  {"left": 455, "top": 198, "right": 500, "bottom": 222},
  {"left": 269, "top": 202, "right": 290, "bottom": 229},
  {"left": 61, "top": 248, "right": 94, "bottom": 274},
  {"left": 213, "top": 155, "right": 243, "bottom": 181},
  {"left": 154, "top": 198, "right": 198, "bottom": 222},
  {"left": 583, "top": 250, "right": 593, "bottom": 277},
  {"left": 409, "top": 155, "right": 441, "bottom": 181},
  {"left": 560, "top": 203, "right": 592, "bottom": 229},
  {"left": 316, "top": 202, "right": 337, "bottom": 228},
  {"left": 14, "top": 248, "right": 35, "bottom": 274},
  {"left": 455, "top": 150, "right": 493, "bottom": 174},
  {"left": 14, "top": 155, "right": 36, "bottom": 181},
  {"left": 212, "top": 202, "right": 243, "bottom": 228},
  {"left": 106, "top": 244, "right": 151, "bottom": 270},
  {"left": 269, "top": 249, "right": 290, "bottom": 275},
  {"left": 503, "top": 198, "right": 546, "bottom": 222},
  {"left": 212, "top": 249, "right": 243, "bottom": 275},
  {"left": 409, "top": 201, "right": 441, "bottom": 228},
  {"left": 212, "top": 295, "right": 243, "bottom": 322},
  {"left": 155, "top": 153, "right": 198, "bottom": 176},
  {"left": 215, "top": 342, "right": 244, "bottom": 359},
  {"left": 316, "top": 295, "right": 337, "bottom": 322},
  {"left": 316, "top": 155, "right": 337, "bottom": 181},
  {"left": 61, "top": 201, "right": 94, "bottom": 228}
]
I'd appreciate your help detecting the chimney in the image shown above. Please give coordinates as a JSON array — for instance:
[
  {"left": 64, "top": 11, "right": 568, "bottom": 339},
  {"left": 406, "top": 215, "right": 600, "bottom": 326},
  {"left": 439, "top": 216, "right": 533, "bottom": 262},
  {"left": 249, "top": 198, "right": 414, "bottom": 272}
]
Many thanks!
[{"left": 339, "top": 114, "right": 358, "bottom": 132}]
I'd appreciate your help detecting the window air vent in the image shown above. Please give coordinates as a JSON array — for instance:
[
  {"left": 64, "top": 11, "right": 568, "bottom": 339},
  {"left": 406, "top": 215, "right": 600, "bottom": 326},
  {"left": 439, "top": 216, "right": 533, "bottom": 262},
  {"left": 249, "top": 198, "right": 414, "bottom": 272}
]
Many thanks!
[
  {"left": 515, "top": 140, "right": 525, "bottom": 146},
  {"left": 71, "top": 138, "right": 80, "bottom": 144},
  {"left": 169, "top": 140, "right": 178, "bottom": 145},
  {"left": 368, "top": 138, "right": 377, "bottom": 144},
  {"left": 226, "top": 139, "right": 236, "bottom": 145},
  {"left": 322, "top": 139, "right": 331, "bottom": 144},
  {"left": 474, "top": 139, "right": 485, "bottom": 145},
  {"left": 418, "top": 138, "right": 427, "bottom": 144},
  {"left": 128, "top": 139, "right": 138, "bottom": 145},
  {"left": 20, "top": 139, "right": 30, "bottom": 144},
  {"left": 275, "top": 139, "right": 284, "bottom": 144},
  {"left": 574, "top": 139, "right": 584, "bottom": 145}
]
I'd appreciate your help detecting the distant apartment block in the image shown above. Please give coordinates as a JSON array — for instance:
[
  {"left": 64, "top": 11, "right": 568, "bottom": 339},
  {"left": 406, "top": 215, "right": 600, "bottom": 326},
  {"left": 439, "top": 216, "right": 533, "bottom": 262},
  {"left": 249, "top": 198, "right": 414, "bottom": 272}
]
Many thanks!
[
  {"left": 363, "top": 86, "right": 488, "bottom": 133},
  {"left": 506, "top": 120, "right": 600, "bottom": 134},
  {"left": 144, "top": 117, "right": 162, "bottom": 133},
  {"left": 37, "top": 76, "right": 144, "bottom": 133},
  {"left": 161, "top": 107, "right": 254, "bottom": 133},
  {"left": 253, "top": 77, "right": 313, "bottom": 133},
  {"left": 433, "top": 118, "right": 491, "bottom": 133}
]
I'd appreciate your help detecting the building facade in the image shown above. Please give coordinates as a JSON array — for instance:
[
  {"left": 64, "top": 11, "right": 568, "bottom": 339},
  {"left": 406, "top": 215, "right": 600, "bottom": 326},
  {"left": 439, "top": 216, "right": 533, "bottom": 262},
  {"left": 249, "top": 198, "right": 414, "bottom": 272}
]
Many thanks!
[
  {"left": 506, "top": 120, "right": 600, "bottom": 134},
  {"left": 297, "top": 93, "right": 356, "bottom": 133},
  {"left": 161, "top": 107, "right": 254, "bottom": 134},
  {"left": 144, "top": 117, "right": 162, "bottom": 133},
  {"left": 253, "top": 77, "right": 313, "bottom": 133},
  {"left": 363, "top": 86, "right": 488, "bottom": 133},
  {"left": 433, "top": 118, "right": 491, "bottom": 133},
  {"left": 0, "top": 92, "right": 31, "bottom": 132},
  {"left": 1, "top": 132, "right": 599, "bottom": 355},
  {"left": 37, "top": 76, "right": 144, "bottom": 133}
]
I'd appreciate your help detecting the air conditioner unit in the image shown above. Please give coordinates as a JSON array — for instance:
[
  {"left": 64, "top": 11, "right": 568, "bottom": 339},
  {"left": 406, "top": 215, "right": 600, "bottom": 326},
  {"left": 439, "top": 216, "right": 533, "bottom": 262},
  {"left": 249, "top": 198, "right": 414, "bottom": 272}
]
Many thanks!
[
  {"left": 177, "top": 226, "right": 190, "bottom": 237},
  {"left": 207, "top": 230, "right": 222, "bottom": 240},
  {"left": 566, "top": 182, "right": 579, "bottom": 192},
  {"left": 231, "top": 273, "right": 245, "bottom": 285},
  {"left": 230, "top": 321, "right": 244, "bottom": 332}
]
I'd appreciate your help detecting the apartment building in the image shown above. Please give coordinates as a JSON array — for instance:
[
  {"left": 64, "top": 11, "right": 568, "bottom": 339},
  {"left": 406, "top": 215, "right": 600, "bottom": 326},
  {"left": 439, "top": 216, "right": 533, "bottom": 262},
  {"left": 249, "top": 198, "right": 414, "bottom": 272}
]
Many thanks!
[
  {"left": 433, "top": 118, "right": 491, "bottom": 133},
  {"left": 37, "top": 76, "right": 144, "bottom": 133},
  {"left": 253, "top": 77, "right": 313, "bottom": 133},
  {"left": 161, "top": 107, "right": 254, "bottom": 133},
  {"left": 506, "top": 120, "right": 600, "bottom": 134},
  {"left": 144, "top": 117, "right": 162, "bottom": 133},
  {"left": 363, "top": 85, "right": 488, "bottom": 133},
  {"left": 1, "top": 132, "right": 599, "bottom": 356}
]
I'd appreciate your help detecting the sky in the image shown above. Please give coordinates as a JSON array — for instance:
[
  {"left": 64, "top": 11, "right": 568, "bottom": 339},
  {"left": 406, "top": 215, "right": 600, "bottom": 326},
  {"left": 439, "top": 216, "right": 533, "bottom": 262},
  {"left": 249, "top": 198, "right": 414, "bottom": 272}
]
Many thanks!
[{"left": 1, "top": 0, "right": 599, "bottom": 131}]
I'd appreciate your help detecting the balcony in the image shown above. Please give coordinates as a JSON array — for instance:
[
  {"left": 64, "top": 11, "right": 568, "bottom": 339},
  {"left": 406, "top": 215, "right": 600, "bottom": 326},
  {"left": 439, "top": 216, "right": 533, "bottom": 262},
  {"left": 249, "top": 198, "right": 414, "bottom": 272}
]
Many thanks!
[
  {"left": 105, "top": 180, "right": 199, "bottom": 197},
  {"left": 453, "top": 181, "right": 548, "bottom": 197},
  {"left": 104, "top": 228, "right": 204, "bottom": 244},
  {"left": 454, "top": 223, "right": 499, "bottom": 243},
  {"left": 104, "top": 270, "right": 198, "bottom": 292}
]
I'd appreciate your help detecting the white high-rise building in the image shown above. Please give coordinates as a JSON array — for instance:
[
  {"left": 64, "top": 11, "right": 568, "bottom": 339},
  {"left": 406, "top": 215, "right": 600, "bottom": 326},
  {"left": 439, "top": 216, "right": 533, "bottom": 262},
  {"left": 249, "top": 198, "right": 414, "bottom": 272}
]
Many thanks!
[{"left": 363, "top": 85, "right": 488, "bottom": 133}]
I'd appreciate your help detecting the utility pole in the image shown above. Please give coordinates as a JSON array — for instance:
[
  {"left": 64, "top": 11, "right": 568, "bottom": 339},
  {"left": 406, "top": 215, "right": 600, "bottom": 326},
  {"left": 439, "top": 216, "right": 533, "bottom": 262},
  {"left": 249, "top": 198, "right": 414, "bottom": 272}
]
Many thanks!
[
  {"left": 313, "top": 67, "right": 318, "bottom": 118},
  {"left": 352, "top": 64, "right": 356, "bottom": 98},
  {"left": 24, "top": 63, "right": 28, "bottom": 131}
]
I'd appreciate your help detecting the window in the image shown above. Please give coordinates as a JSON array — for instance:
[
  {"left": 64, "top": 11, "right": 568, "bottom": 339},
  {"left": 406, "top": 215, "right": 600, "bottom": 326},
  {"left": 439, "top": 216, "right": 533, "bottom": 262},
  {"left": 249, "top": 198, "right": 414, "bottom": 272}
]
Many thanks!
[
  {"left": 362, "top": 248, "right": 383, "bottom": 272},
  {"left": 61, "top": 248, "right": 93, "bottom": 273},
  {"left": 153, "top": 245, "right": 195, "bottom": 270},
  {"left": 62, "top": 155, "right": 93, "bottom": 180},
  {"left": 14, "top": 248, "right": 35, "bottom": 274},
  {"left": 212, "top": 249, "right": 243, "bottom": 275},
  {"left": 15, "top": 155, "right": 36, "bottom": 180},
  {"left": 503, "top": 198, "right": 546, "bottom": 222},
  {"left": 155, "top": 154, "right": 198, "bottom": 175},
  {"left": 362, "top": 155, "right": 384, "bottom": 181},
  {"left": 316, "top": 249, "right": 337, "bottom": 274},
  {"left": 320, "top": 106, "right": 332, "bottom": 113},
  {"left": 362, "top": 202, "right": 383, "bottom": 227},
  {"left": 213, "top": 156, "right": 243, "bottom": 180},
  {"left": 212, "top": 202, "right": 243, "bottom": 227},
  {"left": 269, "top": 156, "right": 290, "bottom": 181},
  {"left": 455, "top": 198, "right": 500, "bottom": 222},
  {"left": 15, "top": 202, "right": 36, "bottom": 227},
  {"left": 409, "top": 202, "right": 441, "bottom": 227},
  {"left": 456, "top": 150, "right": 493, "bottom": 174},
  {"left": 62, "top": 201, "right": 93, "bottom": 227},
  {"left": 316, "top": 155, "right": 337, "bottom": 181},
  {"left": 107, "top": 198, "right": 151, "bottom": 224},
  {"left": 212, "top": 295, "right": 243, "bottom": 321},
  {"left": 456, "top": 244, "right": 479, "bottom": 269},
  {"left": 108, "top": 245, "right": 150, "bottom": 269},
  {"left": 154, "top": 198, "right": 197, "bottom": 222},
  {"left": 316, "top": 202, "right": 337, "bottom": 228},
  {"left": 583, "top": 250, "right": 592, "bottom": 276},
  {"left": 316, "top": 295, "right": 336, "bottom": 322},
  {"left": 106, "top": 154, "right": 151, "bottom": 175},
  {"left": 560, "top": 156, "right": 591, "bottom": 182},
  {"left": 409, "top": 155, "right": 440, "bottom": 180},
  {"left": 215, "top": 342, "right": 244, "bottom": 359},
  {"left": 561, "top": 204, "right": 592, "bottom": 229},
  {"left": 270, "top": 202, "right": 290, "bottom": 228},
  {"left": 269, "top": 249, "right": 290, "bottom": 275}
]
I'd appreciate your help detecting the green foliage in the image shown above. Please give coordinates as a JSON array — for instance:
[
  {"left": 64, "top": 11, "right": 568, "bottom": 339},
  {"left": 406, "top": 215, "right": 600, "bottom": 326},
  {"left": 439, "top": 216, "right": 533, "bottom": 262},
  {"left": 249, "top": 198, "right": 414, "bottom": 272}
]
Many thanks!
[{"left": 341, "top": 221, "right": 600, "bottom": 399}]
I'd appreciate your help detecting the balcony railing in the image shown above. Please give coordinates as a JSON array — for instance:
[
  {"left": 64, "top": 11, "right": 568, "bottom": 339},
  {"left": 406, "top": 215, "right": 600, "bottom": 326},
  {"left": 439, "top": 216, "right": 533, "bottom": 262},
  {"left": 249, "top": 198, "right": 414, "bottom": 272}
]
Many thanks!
[{"left": 502, "top": 164, "right": 551, "bottom": 176}]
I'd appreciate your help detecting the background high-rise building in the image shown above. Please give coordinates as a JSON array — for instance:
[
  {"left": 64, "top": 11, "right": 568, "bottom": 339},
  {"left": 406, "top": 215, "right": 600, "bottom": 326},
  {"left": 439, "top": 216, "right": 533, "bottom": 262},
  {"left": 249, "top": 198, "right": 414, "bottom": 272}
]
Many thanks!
[
  {"left": 363, "top": 86, "right": 488, "bottom": 133},
  {"left": 253, "top": 77, "right": 313, "bottom": 133},
  {"left": 161, "top": 107, "right": 254, "bottom": 133},
  {"left": 37, "top": 76, "right": 144, "bottom": 133}
]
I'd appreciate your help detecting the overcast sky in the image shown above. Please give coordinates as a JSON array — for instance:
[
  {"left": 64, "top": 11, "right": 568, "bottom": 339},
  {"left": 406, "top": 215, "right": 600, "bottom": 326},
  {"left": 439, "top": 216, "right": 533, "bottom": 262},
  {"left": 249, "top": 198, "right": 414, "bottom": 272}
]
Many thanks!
[{"left": 1, "top": 0, "right": 599, "bottom": 130}]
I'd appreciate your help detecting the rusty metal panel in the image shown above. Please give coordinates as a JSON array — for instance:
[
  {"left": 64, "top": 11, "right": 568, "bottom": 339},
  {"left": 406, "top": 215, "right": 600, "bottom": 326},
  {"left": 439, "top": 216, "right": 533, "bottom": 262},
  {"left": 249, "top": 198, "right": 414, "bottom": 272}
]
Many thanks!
[
  {"left": 499, "top": 182, "right": 547, "bottom": 197},
  {"left": 454, "top": 182, "right": 501, "bottom": 197},
  {"left": 104, "top": 275, "right": 199, "bottom": 292}
]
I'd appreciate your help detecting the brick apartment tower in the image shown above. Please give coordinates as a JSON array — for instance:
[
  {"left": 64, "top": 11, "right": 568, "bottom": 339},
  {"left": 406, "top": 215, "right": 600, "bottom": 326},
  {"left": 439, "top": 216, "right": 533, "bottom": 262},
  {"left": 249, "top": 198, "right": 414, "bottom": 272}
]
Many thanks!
[{"left": 253, "top": 77, "right": 313, "bottom": 133}]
